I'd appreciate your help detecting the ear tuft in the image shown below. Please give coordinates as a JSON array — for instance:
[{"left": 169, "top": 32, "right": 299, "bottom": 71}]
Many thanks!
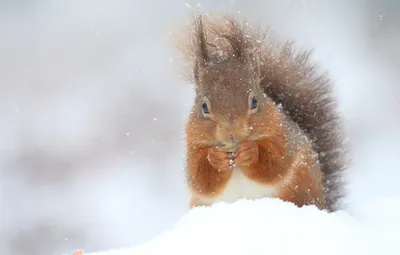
[
  {"left": 192, "top": 11, "right": 209, "bottom": 68},
  {"left": 208, "top": 15, "right": 249, "bottom": 63}
]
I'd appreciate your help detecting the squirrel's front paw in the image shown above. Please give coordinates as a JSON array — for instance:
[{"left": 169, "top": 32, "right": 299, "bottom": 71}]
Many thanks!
[
  {"left": 234, "top": 140, "right": 259, "bottom": 167},
  {"left": 207, "top": 146, "right": 233, "bottom": 172}
]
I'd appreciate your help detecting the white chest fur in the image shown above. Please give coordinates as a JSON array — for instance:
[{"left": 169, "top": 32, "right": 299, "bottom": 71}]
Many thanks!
[{"left": 200, "top": 166, "right": 284, "bottom": 204}]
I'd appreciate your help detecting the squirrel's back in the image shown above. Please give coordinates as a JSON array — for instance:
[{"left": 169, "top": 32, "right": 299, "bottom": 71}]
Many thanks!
[{"left": 173, "top": 12, "right": 349, "bottom": 211}]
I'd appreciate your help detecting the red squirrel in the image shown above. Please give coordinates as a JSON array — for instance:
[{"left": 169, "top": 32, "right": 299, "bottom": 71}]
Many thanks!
[
  {"left": 173, "top": 12, "right": 349, "bottom": 212},
  {"left": 69, "top": 11, "right": 350, "bottom": 255}
]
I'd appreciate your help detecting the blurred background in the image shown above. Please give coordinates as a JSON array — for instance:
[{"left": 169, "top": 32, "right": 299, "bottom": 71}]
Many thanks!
[{"left": 1, "top": 0, "right": 400, "bottom": 254}]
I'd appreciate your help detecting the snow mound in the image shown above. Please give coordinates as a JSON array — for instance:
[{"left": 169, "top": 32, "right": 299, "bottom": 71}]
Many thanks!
[{"left": 84, "top": 198, "right": 400, "bottom": 255}]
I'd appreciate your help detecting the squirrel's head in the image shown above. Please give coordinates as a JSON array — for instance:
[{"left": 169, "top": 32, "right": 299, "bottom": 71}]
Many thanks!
[{"left": 186, "top": 13, "right": 284, "bottom": 150}]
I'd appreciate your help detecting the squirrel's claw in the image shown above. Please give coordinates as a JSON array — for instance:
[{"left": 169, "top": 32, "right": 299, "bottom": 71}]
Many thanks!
[
  {"left": 208, "top": 146, "right": 233, "bottom": 172},
  {"left": 234, "top": 141, "right": 259, "bottom": 167}
]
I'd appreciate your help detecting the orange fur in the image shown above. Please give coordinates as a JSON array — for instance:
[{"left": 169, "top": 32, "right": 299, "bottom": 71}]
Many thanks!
[
  {"left": 236, "top": 139, "right": 289, "bottom": 184},
  {"left": 185, "top": 139, "right": 233, "bottom": 197},
  {"left": 278, "top": 147, "right": 326, "bottom": 210},
  {"left": 186, "top": 111, "right": 327, "bottom": 210},
  {"left": 232, "top": 101, "right": 290, "bottom": 184},
  {"left": 174, "top": 11, "right": 348, "bottom": 212}
]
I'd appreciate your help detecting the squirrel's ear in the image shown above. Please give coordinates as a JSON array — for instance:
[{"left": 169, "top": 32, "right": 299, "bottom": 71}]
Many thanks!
[
  {"left": 193, "top": 59, "right": 201, "bottom": 86},
  {"left": 190, "top": 11, "right": 209, "bottom": 87},
  {"left": 192, "top": 12, "right": 209, "bottom": 68},
  {"left": 254, "top": 60, "right": 261, "bottom": 80},
  {"left": 252, "top": 62, "right": 262, "bottom": 90},
  {"left": 256, "top": 60, "right": 261, "bottom": 83},
  {"left": 209, "top": 15, "right": 249, "bottom": 63}
]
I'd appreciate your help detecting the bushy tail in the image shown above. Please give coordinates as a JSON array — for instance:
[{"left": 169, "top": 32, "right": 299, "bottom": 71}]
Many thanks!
[{"left": 258, "top": 41, "right": 349, "bottom": 211}]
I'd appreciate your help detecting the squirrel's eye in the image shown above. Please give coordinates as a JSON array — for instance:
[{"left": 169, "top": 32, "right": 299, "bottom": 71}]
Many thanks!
[
  {"left": 250, "top": 96, "right": 258, "bottom": 110},
  {"left": 202, "top": 102, "right": 210, "bottom": 115}
]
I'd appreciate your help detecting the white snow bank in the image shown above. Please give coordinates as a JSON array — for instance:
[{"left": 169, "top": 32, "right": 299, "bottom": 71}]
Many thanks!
[{"left": 81, "top": 197, "right": 400, "bottom": 255}]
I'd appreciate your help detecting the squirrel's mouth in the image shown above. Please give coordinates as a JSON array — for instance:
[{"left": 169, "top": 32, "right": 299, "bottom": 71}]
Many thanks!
[
  {"left": 218, "top": 135, "right": 247, "bottom": 151},
  {"left": 214, "top": 123, "right": 252, "bottom": 150},
  {"left": 220, "top": 135, "right": 264, "bottom": 149},
  {"left": 220, "top": 141, "right": 240, "bottom": 151}
]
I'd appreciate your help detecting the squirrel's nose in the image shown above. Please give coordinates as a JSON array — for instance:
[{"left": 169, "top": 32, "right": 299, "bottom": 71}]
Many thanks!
[{"left": 229, "top": 134, "right": 240, "bottom": 145}]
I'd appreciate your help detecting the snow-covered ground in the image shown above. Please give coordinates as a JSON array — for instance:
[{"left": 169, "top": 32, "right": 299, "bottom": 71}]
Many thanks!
[
  {"left": 82, "top": 197, "right": 400, "bottom": 255},
  {"left": 1, "top": 1, "right": 400, "bottom": 255}
]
